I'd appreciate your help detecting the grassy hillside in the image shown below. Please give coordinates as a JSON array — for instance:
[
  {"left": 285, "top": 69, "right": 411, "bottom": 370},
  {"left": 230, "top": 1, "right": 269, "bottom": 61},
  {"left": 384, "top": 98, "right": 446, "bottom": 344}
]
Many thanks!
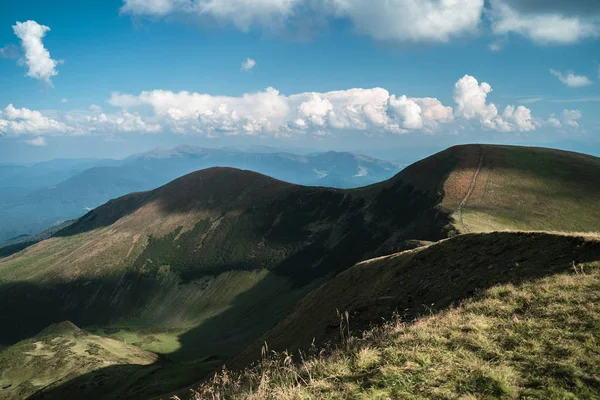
[
  {"left": 0, "top": 322, "right": 157, "bottom": 400},
  {"left": 233, "top": 232, "right": 600, "bottom": 365},
  {"left": 434, "top": 145, "right": 600, "bottom": 233},
  {"left": 183, "top": 232, "right": 600, "bottom": 399},
  {"left": 1, "top": 144, "right": 600, "bottom": 398}
]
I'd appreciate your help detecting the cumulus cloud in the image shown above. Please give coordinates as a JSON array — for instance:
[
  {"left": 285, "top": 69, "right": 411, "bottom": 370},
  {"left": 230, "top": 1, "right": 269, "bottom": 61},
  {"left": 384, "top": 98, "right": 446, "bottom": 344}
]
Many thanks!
[
  {"left": 489, "top": 0, "right": 600, "bottom": 44},
  {"left": 453, "top": 75, "right": 536, "bottom": 132},
  {"left": 24, "top": 136, "right": 47, "bottom": 146},
  {"left": 12, "top": 21, "right": 59, "bottom": 84},
  {"left": 107, "top": 85, "right": 457, "bottom": 136},
  {"left": 2, "top": 75, "right": 571, "bottom": 140},
  {"left": 0, "top": 104, "right": 67, "bottom": 135},
  {"left": 121, "top": 0, "right": 484, "bottom": 42},
  {"left": 241, "top": 58, "right": 256, "bottom": 71},
  {"left": 550, "top": 69, "right": 593, "bottom": 87},
  {"left": 547, "top": 114, "right": 562, "bottom": 128},
  {"left": 502, "top": 105, "right": 536, "bottom": 132},
  {"left": 562, "top": 109, "right": 582, "bottom": 127}
]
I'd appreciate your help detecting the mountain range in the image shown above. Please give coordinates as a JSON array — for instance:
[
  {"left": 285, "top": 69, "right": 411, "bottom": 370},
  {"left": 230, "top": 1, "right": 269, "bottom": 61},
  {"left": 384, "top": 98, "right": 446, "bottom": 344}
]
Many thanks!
[
  {"left": 0, "top": 146, "right": 402, "bottom": 244},
  {"left": 0, "top": 144, "right": 599, "bottom": 399}
]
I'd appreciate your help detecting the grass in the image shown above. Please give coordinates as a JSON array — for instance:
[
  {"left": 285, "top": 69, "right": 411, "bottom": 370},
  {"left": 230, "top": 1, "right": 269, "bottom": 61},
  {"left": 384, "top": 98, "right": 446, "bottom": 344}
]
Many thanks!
[
  {"left": 0, "top": 322, "right": 158, "bottom": 400},
  {"left": 180, "top": 260, "right": 600, "bottom": 399},
  {"left": 233, "top": 231, "right": 600, "bottom": 365},
  {"left": 441, "top": 145, "right": 600, "bottom": 233}
]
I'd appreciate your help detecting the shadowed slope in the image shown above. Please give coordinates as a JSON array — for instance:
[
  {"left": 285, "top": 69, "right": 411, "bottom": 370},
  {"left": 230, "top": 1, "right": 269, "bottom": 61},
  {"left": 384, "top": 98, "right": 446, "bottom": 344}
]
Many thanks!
[
  {"left": 233, "top": 232, "right": 600, "bottom": 367},
  {"left": 185, "top": 237, "right": 600, "bottom": 399}
]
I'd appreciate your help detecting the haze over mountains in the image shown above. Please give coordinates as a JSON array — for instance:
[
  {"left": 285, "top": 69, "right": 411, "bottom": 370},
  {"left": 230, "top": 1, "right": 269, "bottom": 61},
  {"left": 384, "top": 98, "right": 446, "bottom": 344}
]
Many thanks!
[
  {"left": 1, "top": 144, "right": 599, "bottom": 399},
  {"left": 0, "top": 146, "right": 401, "bottom": 244}
]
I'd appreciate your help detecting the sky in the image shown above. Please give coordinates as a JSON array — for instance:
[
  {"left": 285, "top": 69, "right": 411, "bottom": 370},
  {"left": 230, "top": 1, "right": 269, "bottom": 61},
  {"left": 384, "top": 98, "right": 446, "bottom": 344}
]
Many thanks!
[{"left": 0, "top": 0, "right": 599, "bottom": 163}]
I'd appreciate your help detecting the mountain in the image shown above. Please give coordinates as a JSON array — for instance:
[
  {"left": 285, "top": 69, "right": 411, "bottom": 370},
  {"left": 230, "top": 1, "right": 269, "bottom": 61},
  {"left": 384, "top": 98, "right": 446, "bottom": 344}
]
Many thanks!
[
  {"left": 0, "top": 146, "right": 401, "bottom": 243},
  {"left": 186, "top": 232, "right": 600, "bottom": 399},
  {"left": 1, "top": 144, "right": 599, "bottom": 399}
]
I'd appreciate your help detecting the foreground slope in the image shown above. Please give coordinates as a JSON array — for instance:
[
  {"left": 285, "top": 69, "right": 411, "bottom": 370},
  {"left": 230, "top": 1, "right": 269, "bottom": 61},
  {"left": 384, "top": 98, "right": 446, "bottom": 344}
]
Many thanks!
[
  {"left": 1, "top": 144, "right": 599, "bottom": 398},
  {"left": 189, "top": 232, "right": 600, "bottom": 399},
  {"left": 234, "top": 232, "right": 600, "bottom": 365}
]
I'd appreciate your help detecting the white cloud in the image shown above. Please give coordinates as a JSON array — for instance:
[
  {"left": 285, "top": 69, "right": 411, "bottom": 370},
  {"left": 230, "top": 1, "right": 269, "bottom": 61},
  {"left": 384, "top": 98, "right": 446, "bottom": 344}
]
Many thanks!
[
  {"left": 24, "top": 136, "right": 47, "bottom": 146},
  {"left": 453, "top": 75, "right": 535, "bottom": 132},
  {"left": 0, "top": 104, "right": 67, "bottom": 135},
  {"left": 12, "top": 20, "right": 59, "bottom": 84},
  {"left": 61, "top": 98, "right": 68, "bottom": 104},
  {"left": 121, "top": 0, "right": 484, "bottom": 43},
  {"left": 241, "top": 58, "right": 256, "bottom": 71},
  {"left": 550, "top": 69, "right": 593, "bottom": 88},
  {"left": 1, "top": 75, "right": 569, "bottom": 140},
  {"left": 329, "top": 0, "right": 484, "bottom": 43},
  {"left": 562, "top": 109, "right": 582, "bottom": 127},
  {"left": 547, "top": 115, "right": 562, "bottom": 128},
  {"left": 501, "top": 105, "right": 535, "bottom": 132},
  {"left": 489, "top": 0, "right": 600, "bottom": 44},
  {"left": 107, "top": 85, "right": 456, "bottom": 136}
]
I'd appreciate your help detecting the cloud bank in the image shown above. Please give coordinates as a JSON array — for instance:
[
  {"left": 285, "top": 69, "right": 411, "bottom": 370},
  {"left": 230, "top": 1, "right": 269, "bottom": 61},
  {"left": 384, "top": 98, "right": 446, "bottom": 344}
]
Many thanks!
[
  {"left": 120, "top": 0, "right": 600, "bottom": 45},
  {"left": 0, "top": 76, "right": 580, "bottom": 139}
]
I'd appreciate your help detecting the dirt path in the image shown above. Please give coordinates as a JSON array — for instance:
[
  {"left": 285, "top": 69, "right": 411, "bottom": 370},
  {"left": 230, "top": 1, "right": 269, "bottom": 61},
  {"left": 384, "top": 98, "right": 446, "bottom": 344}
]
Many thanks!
[{"left": 457, "top": 150, "right": 484, "bottom": 233}]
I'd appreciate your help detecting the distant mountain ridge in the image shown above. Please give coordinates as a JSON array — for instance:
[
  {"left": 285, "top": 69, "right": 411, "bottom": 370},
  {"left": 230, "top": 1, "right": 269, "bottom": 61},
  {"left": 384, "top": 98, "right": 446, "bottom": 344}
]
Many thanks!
[{"left": 0, "top": 146, "right": 401, "bottom": 243}]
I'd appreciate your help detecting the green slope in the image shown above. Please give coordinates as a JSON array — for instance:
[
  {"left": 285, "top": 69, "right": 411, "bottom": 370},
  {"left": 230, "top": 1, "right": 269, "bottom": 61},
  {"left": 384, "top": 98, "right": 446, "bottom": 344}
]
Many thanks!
[
  {"left": 1, "top": 144, "right": 600, "bottom": 398},
  {"left": 0, "top": 322, "right": 157, "bottom": 400},
  {"left": 435, "top": 145, "right": 600, "bottom": 233},
  {"left": 187, "top": 232, "right": 600, "bottom": 399}
]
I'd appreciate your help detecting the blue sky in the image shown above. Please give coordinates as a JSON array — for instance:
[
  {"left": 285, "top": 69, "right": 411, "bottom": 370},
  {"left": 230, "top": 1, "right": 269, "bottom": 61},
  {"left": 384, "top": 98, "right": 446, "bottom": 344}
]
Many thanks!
[{"left": 0, "top": 0, "right": 599, "bottom": 162}]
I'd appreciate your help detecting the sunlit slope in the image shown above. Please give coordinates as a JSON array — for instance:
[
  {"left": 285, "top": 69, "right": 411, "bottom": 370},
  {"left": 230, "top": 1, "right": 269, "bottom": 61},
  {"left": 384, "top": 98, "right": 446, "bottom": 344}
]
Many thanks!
[
  {"left": 431, "top": 145, "right": 600, "bottom": 233},
  {"left": 233, "top": 232, "right": 600, "bottom": 366},
  {"left": 189, "top": 235, "right": 600, "bottom": 399},
  {"left": 0, "top": 322, "right": 157, "bottom": 400}
]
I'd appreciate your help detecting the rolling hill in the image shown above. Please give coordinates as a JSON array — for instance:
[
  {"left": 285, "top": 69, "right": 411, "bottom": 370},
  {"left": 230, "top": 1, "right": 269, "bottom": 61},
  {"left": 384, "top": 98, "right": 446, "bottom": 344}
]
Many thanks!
[{"left": 1, "top": 144, "right": 599, "bottom": 399}]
